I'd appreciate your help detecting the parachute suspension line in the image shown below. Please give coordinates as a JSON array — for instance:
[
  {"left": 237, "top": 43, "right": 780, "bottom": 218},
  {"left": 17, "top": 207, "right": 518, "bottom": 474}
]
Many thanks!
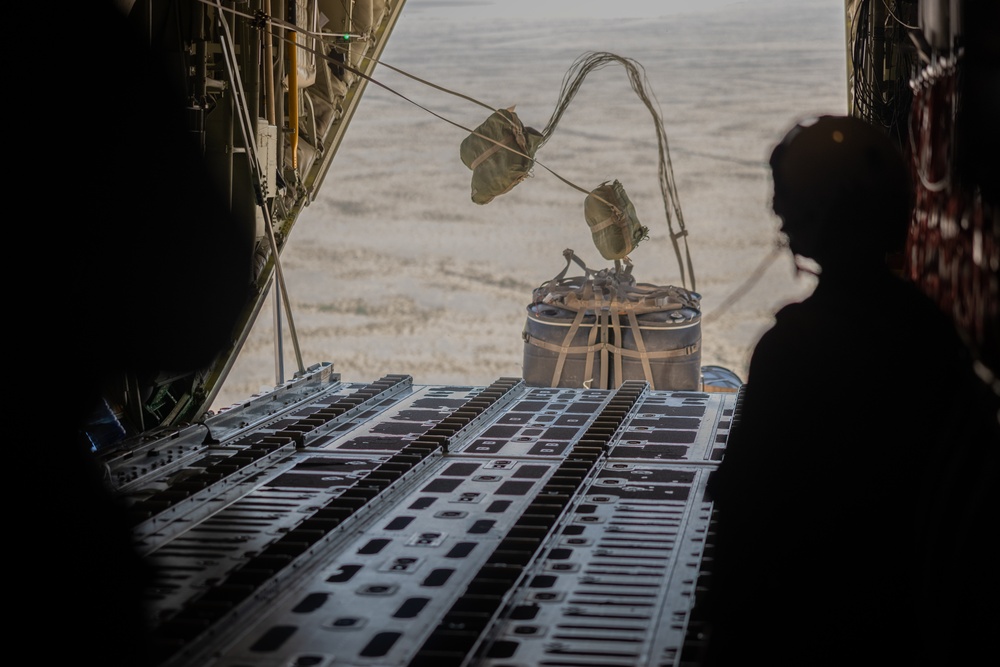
[
  {"left": 237, "top": 5, "right": 694, "bottom": 288},
  {"left": 351, "top": 50, "right": 497, "bottom": 115},
  {"left": 228, "top": 4, "right": 651, "bottom": 230},
  {"left": 213, "top": 4, "right": 686, "bottom": 242},
  {"left": 282, "top": 33, "right": 603, "bottom": 202},
  {"left": 214, "top": 0, "right": 305, "bottom": 376},
  {"left": 234, "top": 1, "right": 497, "bottom": 115},
  {"left": 540, "top": 52, "right": 694, "bottom": 291},
  {"left": 215, "top": 2, "right": 784, "bottom": 346}
]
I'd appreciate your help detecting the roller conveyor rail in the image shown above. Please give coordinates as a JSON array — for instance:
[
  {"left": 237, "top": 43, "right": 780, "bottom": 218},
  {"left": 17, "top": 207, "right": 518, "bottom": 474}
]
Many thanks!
[{"left": 101, "top": 371, "right": 735, "bottom": 667}]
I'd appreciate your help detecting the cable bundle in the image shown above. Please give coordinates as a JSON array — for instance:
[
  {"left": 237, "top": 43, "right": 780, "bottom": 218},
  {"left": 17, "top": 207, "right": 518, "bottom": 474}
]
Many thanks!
[{"left": 459, "top": 52, "right": 694, "bottom": 289}]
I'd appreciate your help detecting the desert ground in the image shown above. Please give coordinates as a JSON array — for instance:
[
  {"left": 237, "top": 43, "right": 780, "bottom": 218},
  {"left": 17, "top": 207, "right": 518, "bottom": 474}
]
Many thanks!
[{"left": 212, "top": 0, "right": 846, "bottom": 411}]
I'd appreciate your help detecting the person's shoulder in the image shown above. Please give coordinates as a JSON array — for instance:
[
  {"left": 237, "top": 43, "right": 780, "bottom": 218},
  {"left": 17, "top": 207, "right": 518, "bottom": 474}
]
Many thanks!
[
  {"left": 747, "top": 298, "right": 835, "bottom": 381},
  {"left": 886, "top": 275, "right": 970, "bottom": 347}
]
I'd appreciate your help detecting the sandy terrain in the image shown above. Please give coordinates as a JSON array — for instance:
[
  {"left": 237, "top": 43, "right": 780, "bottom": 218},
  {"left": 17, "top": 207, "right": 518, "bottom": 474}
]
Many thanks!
[{"left": 212, "top": 0, "right": 846, "bottom": 411}]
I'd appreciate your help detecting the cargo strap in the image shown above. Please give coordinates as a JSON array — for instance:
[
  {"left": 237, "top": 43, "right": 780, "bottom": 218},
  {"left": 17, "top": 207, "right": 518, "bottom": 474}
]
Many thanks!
[
  {"left": 524, "top": 307, "right": 701, "bottom": 390},
  {"left": 550, "top": 307, "right": 588, "bottom": 388},
  {"left": 527, "top": 249, "right": 701, "bottom": 389},
  {"left": 589, "top": 209, "right": 635, "bottom": 256},
  {"left": 534, "top": 249, "right": 700, "bottom": 316},
  {"left": 523, "top": 333, "right": 700, "bottom": 360},
  {"left": 469, "top": 131, "right": 521, "bottom": 170}
]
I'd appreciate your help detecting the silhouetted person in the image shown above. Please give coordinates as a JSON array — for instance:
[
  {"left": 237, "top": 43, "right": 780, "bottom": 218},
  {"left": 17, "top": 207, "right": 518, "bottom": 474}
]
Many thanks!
[
  {"left": 703, "top": 115, "right": 998, "bottom": 666},
  {"left": 20, "top": 4, "right": 254, "bottom": 665}
]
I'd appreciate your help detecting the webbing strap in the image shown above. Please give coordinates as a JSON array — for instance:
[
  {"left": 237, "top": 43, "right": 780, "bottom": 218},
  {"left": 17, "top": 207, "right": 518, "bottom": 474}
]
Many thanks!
[
  {"left": 626, "top": 306, "right": 655, "bottom": 387},
  {"left": 551, "top": 307, "right": 588, "bottom": 387},
  {"left": 535, "top": 250, "right": 699, "bottom": 316},
  {"left": 599, "top": 311, "right": 609, "bottom": 389},
  {"left": 587, "top": 210, "right": 635, "bottom": 258},
  {"left": 583, "top": 313, "right": 600, "bottom": 388},
  {"left": 610, "top": 310, "right": 624, "bottom": 388},
  {"left": 470, "top": 134, "right": 515, "bottom": 170},
  {"left": 589, "top": 215, "right": 617, "bottom": 233},
  {"left": 547, "top": 248, "right": 597, "bottom": 286},
  {"left": 523, "top": 333, "right": 701, "bottom": 360}
]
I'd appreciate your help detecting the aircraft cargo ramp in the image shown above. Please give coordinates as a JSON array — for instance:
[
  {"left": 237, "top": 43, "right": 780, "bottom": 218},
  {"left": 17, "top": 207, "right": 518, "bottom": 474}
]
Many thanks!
[{"left": 103, "top": 366, "right": 734, "bottom": 667}]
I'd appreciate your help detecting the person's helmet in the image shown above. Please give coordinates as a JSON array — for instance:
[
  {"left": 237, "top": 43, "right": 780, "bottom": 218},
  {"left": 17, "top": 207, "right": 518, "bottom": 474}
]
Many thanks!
[{"left": 769, "top": 115, "right": 913, "bottom": 265}]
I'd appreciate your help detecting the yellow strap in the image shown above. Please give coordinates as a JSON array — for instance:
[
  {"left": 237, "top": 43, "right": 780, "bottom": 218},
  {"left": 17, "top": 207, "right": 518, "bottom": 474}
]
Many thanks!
[
  {"left": 583, "top": 312, "right": 600, "bottom": 388},
  {"left": 551, "top": 307, "right": 588, "bottom": 386},
  {"left": 524, "top": 334, "right": 700, "bottom": 360},
  {"left": 611, "top": 310, "right": 624, "bottom": 388},
  {"left": 599, "top": 311, "right": 609, "bottom": 389},
  {"left": 626, "top": 305, "right": 655, "bottom": 388},
  {"left": 589, "top": 215, "right": 616, "bottom": 233},
  {"left": 469, "top": 134, "right": 515, "bottom": 170}
]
